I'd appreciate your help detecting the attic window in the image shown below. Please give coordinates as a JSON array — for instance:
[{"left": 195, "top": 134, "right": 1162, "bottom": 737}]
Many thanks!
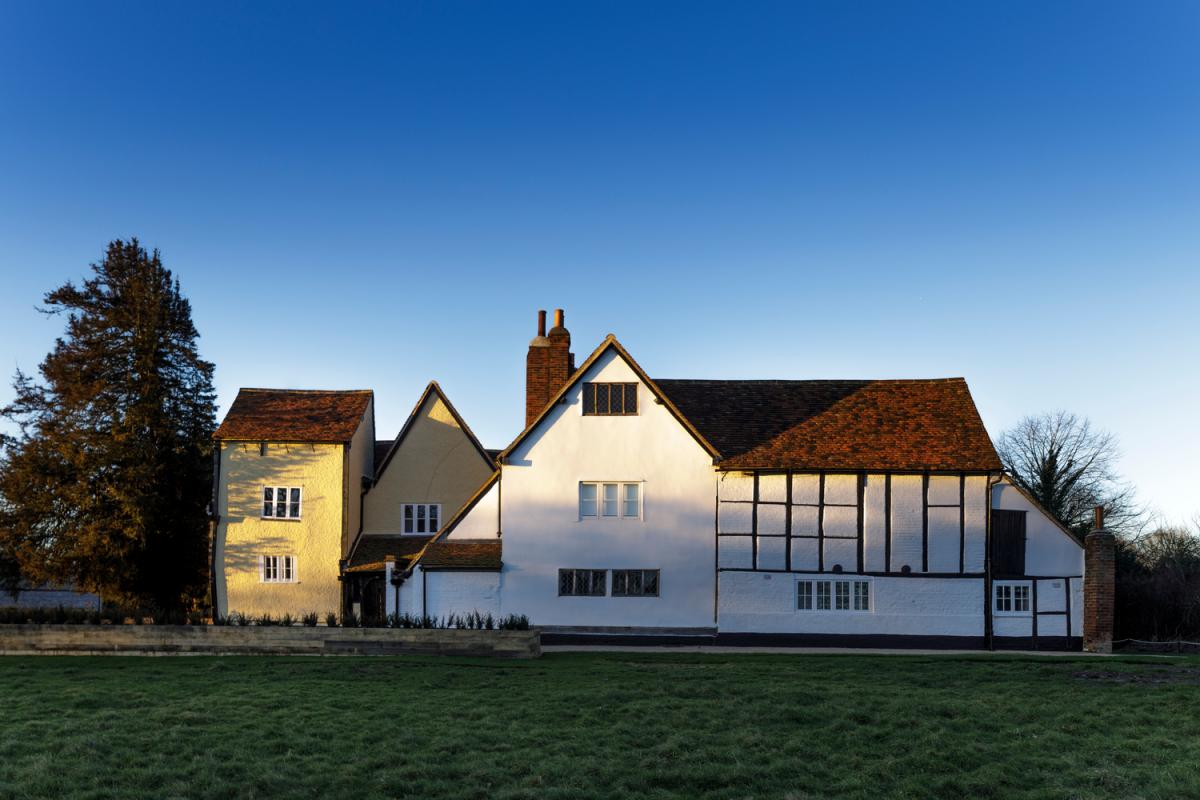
[
  {"left": 402, "top": 503, "right": 441, "bottom": 535},
  {"left": 582, "top": 382, "right": 637, "bottom": 416}
]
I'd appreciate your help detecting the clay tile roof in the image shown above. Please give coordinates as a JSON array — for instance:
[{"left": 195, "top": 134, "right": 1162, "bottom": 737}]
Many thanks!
[
  {"left": 654, "top": 378, "right": 1001, "bottom": 472},
  {"left": 345, "top": 535, "right": 432, "bottom": 573},
  {"left": 214, "top": 389, "right": 372, "bottom": 442},
  {"left": 420, "top": 540, "right": 502, "bottom": 570}
]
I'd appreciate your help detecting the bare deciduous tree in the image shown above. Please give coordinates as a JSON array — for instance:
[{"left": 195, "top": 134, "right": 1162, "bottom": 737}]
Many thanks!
[{"left": 995, "top": 411, "right": 1142, "bottom": 537}]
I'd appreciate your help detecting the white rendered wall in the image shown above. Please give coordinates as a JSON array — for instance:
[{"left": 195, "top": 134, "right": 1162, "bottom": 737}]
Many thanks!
[
  {"left": 718, "top": 572, "right": 984, "bottom": 636},
  {"left": 446, "top": 480, "right": 501, "bottom": 540},
  {"left": 424, "top": 571, "right": 502, "bottom": 619},
  {"left": 992, "top": 479, "right": 1084, "bottom": 578},
  {"left": 500, "top": 347, "right": 718, "bottom": 629}
]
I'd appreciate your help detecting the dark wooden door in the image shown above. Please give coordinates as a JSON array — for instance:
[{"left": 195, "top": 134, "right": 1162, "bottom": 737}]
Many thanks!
[
  {"left": 991, "top": 509, "right": 1027, "bottom": 576},
  {"left": 361, "top": 576, "right": 386, "bottom": 625}
]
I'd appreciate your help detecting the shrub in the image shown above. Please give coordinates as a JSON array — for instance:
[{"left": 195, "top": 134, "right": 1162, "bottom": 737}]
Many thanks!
[
  {"left": 280, "top": 613, "right": 295, "bottom": 627},
  {"left": 341, "top": 612, "right": 360, "bottom": 628},
  {"left": 324, "top": 612, "right": 338, "bottom": 627},
  {"left": 257, "top": 613, "right": 278, "bottom": 627},
  {"left": 301, "top": 612, "right": 319, "bottom": 627},
  {"left": 499, "top": 614, "right": 530, "bottom": 631}
]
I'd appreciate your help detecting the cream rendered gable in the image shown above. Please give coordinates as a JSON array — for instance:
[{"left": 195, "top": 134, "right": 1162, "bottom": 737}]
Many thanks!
[{"left": 361, "top": 387, "right": 495, "bottom": 536}]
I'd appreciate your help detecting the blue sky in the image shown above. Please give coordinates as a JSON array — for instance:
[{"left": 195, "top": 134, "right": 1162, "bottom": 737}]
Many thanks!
[{"left": 1, "top": 1, "right": 1197, "bottom": 522}]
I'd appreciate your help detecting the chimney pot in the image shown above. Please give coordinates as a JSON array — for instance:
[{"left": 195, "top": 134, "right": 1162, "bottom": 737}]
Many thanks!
[
  {"left": 553, "top": 308, "right": 564, "bottom": 329},
  {"left": 1094, "top": 505, "right": 1105, "bottom": 531},
  {"left": 537, "top": 309, "right": 547, "bottom": 337}
]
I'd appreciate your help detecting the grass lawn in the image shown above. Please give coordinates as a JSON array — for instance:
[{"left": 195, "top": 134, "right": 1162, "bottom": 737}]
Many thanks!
[{"left": 1, "top": 652, "right": 1198, "bottom": 799}]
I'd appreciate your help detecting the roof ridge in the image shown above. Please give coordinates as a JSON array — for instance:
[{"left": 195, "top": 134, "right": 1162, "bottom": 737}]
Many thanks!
[
  {"left": 238, "top": 387, "right": 374, "bottom": 394},
  {"left": 654, "top": 377, "right": 967, "bottom": 384}
]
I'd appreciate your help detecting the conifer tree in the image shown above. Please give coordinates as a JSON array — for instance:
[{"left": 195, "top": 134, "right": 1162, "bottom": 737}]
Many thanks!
[{"left": 0, "top": 239, "right": 216, "bottom": 608}]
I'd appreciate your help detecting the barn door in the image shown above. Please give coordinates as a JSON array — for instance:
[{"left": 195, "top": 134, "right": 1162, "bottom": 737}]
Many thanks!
[{"left": 991, "top": 509, "right": 1027, "bottom": 576}]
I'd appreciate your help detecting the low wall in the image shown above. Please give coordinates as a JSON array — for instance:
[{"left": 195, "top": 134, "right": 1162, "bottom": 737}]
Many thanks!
[{"left": 0, "top": 625, "right": 540, "bottom": 658}]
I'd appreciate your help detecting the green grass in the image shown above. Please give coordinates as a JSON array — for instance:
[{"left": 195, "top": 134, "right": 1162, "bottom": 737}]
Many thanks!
[{"left": 1, "top": 653, "right": 1198, "bottom": 799}]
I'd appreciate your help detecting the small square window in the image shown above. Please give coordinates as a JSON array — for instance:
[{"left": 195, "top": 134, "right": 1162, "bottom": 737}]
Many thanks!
[
  {"left": 797, "top": 581, "right": 813, "bottom": 610},
  {"left": 262, "top": 487, "right": 300, "bottom": 519},
  {"left": 401, "top": 504, "right": 441, "bottom": 535}
]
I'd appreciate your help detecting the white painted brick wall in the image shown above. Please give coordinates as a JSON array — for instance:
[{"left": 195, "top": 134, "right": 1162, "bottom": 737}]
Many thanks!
[
  {"left": 757, "top": 503, "right": 787, "bottom": 536},
  {"left": 718, "top": 472, "right": 754, "bottom": 502},
  {"left": 822, "top": 505, "right": 857, "bottom": 539},
  {"left": 863, "top": 474, "right": 887, "bottom": 572},
  {"left": 758, "top": 474, "right": 787, "bottom": 503},
  {"left": 718, "top": 502, "right": 753, "bottom": 534},
  {"left": 890, "top": 475, "right": 924, "bottom": 572},
  {"left": 927, "top": 506, "right": 960, "bottom": 573},
  {"left": 756, "top": 537, "right": 787, "bottom": 570},
  {"left": 718, "top": 572, "right": 984, "bottom": 636},
  {"left": 792, "top": 473, "right": 820, "bottom": 505},
  {"left": 963, "top": 476, "right": 988, "bottom": 572},
  {"left": 823, "top": 473, "right": 858, "bottom": 506},
  {"left": 719, "top": 536, "right": 753, "bottom": 569},
  {"left": 927, "top": 475, "right": 960, "bottom": 506},
  {"left": 792, "top": 505, "right": 819, "bottom": 537},
  {"left": 823, "top": 538, "right": 857, "bottom": 572},
  {"left": 790, "top": 538, "right": 819, "bottom": 571}
]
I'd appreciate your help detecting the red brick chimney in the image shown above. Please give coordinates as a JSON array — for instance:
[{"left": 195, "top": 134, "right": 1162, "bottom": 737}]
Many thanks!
[
  {"left": 1083, "top": 505, "right": 1116, "bottom": 653},
  {"left": 525, "top": 309, "right": 575, "bottom": 427}
]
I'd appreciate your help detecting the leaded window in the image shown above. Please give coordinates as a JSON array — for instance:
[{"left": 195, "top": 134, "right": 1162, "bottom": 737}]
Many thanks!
[
  {"left": 558, "top": 569, "right": 607, "bottom": 596},
  {"left": 582, "top": 382, "right": 638, "bottom": 416},
  {"left": 612, "top": 569, "right": 660, "bottom": 597}
]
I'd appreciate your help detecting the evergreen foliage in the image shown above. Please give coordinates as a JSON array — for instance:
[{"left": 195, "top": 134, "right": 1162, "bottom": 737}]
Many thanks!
[{"left": 0, "top": 239, "right": 216, "bottom": 609}]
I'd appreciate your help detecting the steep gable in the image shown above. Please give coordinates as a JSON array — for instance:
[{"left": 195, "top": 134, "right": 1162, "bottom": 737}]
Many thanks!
[{"left": 359, "top": 382, "right": 496, "bottom": 537}]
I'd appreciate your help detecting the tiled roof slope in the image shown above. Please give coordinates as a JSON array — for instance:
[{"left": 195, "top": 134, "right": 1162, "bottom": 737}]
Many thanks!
[
  {"left": 214, "top": 389, "right": 372, "bottom": 442},
  {"left": 654, "top": 378, "right": 1001, "bottom": 472},
  {"left": 345, "top": 535, "right": 432, "bottom": 573},
  {"left": 421, "top": 540, "right": 502, "bottom": 570}
]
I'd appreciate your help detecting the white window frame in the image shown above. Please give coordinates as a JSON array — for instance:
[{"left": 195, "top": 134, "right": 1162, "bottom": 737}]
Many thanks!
[
  {"left": 993, "top": 580, "right": 1032, "bottom": 616},
  {"left": 259, "top": 555, "right": 298, "bottom": 584},
  {"left": 401, "top": 503, "right": 442, "bottom": 535},
  {"left": 797, "top": 577, "right": 872, "bottom": 613},
  {"left": 261, "top": 486, "right": 302, "bottom": 520},
  {"left": 579, "top": 482, "right": 642, "bottom": 520}
]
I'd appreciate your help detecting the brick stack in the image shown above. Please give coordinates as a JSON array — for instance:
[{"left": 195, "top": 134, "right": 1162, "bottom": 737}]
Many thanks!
[
  {"left": 1083, "top": 506, "right": 1115, "bottom": 653},
  {"left": 525, "top": 308, "right": 574, "bottom": 428}
]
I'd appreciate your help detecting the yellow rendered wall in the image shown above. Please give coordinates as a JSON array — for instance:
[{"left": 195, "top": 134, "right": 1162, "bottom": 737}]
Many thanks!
[
  {"left": 214, "top": 441, "right": 345, "bottom": 618},
  {"left": 362, "top": 393, "right": 494, "bottom": 535}
]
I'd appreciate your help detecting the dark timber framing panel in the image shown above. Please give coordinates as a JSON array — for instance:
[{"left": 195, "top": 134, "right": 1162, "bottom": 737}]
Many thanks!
[
  {"left": 817, "top": 472, "right": 826, "bottom": 572},
  {"left": 921, "top": 473, "right": 930, "bottom": 573},
  {"left": 717, "top": 469, "right": 991, "bottom": 577}
]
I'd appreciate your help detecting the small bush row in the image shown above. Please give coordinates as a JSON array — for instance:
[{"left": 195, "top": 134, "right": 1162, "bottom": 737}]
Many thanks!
[
  {"left": 0, "top": 605, "right": 531, "bottom": 631},
  {"left": 222, "top": 610, "right": 531, "bottom": 630},
  {"left": 0, "top": 606, "right": 207, "bottom": 625}
]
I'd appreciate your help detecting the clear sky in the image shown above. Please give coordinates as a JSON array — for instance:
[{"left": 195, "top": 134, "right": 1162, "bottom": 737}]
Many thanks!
[{"left": 1, "top": 2, "right": 1197, "bottom": 522}]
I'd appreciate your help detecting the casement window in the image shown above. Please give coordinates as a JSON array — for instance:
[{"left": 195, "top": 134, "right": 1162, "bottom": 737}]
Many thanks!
[
  {"left": 402, "top": 503, "right": 441, "bottom": 534},
  {"left": 262, "top": 487, "right": 301, "bottom": 519},
  {"left": 612, "top": 569, "right": 660, "bottom": 597},
  {"left": 798, "top": 579, "right": 871, "bottom": 612},
  {"left": 994, "top": 581, "right": 1032, "bottom": 615},
  {"left": 558, "top": 569, "right": 607, "bottom": 597},
  {"left": 579, "top": 482, "right": 641, "bottom": 519},
  {"left": 582, "top": 382, "right": 638, "bottom": 416},
  {"left": 260, "top": 555, "right": 296, "bottom": 583}
]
